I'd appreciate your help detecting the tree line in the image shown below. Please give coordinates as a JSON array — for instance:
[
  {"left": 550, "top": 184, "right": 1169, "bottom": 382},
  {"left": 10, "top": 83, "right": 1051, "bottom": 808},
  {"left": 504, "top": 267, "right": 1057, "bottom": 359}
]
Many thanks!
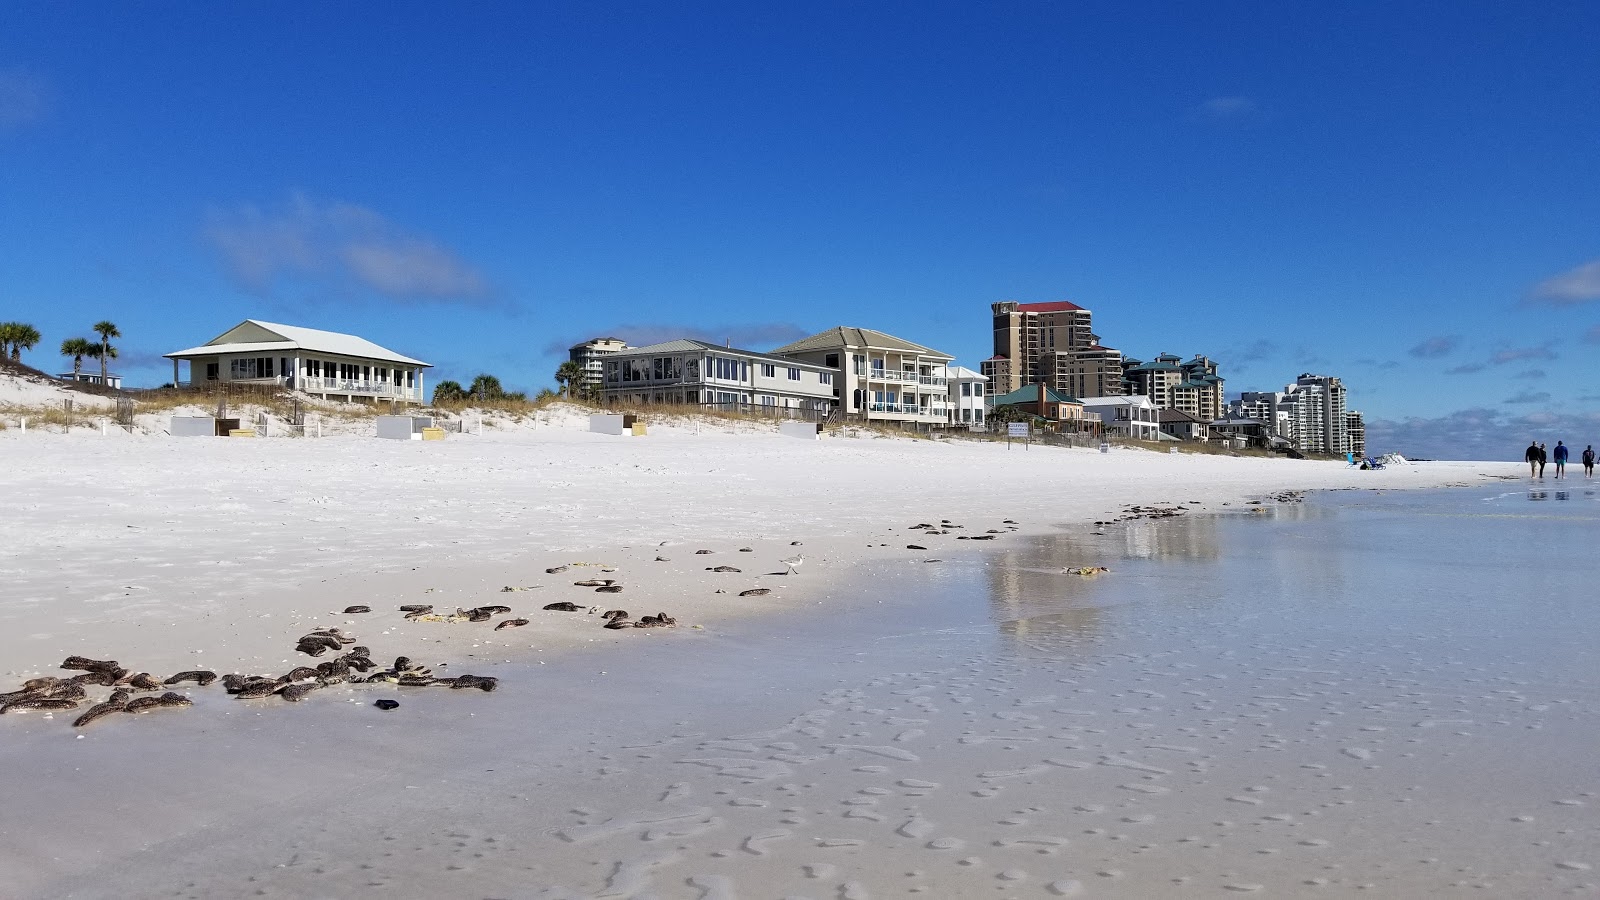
[{"left": 1, "top": 320, "right": 121, "bottom": 385}]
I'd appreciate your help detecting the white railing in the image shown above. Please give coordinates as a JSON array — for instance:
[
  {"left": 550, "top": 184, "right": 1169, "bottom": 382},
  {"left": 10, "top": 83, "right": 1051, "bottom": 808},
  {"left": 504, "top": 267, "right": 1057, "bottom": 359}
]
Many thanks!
[
  {"left": 867, "top": 403, "right": 946, "bottom": 417},
  {"left": 187, "top": 375, "right": 422, "bottom": 400}
]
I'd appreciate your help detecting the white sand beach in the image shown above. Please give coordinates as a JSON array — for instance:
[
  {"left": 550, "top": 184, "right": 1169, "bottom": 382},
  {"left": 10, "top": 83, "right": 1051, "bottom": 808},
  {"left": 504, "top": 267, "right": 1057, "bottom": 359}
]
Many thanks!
[{"left": 0, "top": 411, "right": 1531, "bottom": 898}]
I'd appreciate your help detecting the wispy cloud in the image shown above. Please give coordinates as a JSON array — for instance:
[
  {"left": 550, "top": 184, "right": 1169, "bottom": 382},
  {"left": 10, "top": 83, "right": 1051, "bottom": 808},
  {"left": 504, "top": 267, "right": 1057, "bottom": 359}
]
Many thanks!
[
  {"left": 1513, "top": 368, "right": 1547, "bottom": 380},
  {"left": 1195, "top": 96, "right": 1258, "bottom": 120},
  {"left": 206, "top": 193, "right": 494, "bottom": 305},
  {"left": 1445, "top": 362, "right": 1485, "bottom": 375},
  {"left": 1584, "top": 325, "right": 1600, "bottom": 344},
  {"left": 1528, "top": 259, "right": 1600, "bottom": 307},
  {"left": 1489, "top": 344, "right": 1557, "bottom": 365},
  {"left": 1408, "top": 335, "right": 1458, "bottom": 358},
  {"left": 542, "top": 322, "right": 810, "bottom": 358},
  {"left": 0, "top": 68, "right": 48, "bottom": 129},
  {"left": 1503, "top": 390, "right": 1552, "bottom": 405}
]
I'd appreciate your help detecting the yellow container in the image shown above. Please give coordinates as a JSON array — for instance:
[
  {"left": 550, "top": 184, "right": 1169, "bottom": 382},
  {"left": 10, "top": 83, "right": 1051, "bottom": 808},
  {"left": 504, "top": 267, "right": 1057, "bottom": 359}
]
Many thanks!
[
  {"left": 630, "top": 423, "right": 647, "bottom": 436},
  {"left": 228, "top": 429, "right": 256, "bottom": 438},
  {"left": 420, "top": 427, "right": 446, "bottom": 441}
]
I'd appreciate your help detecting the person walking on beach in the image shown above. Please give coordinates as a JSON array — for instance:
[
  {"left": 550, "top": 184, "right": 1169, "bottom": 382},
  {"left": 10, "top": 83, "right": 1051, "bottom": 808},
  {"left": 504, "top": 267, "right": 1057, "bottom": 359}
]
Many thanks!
[
  {"left": 1526, "top": 441, "right": 1541, "bottom": 477},
  {"left": 1584, "top": 445, "right": 1595, "bottom": 477},
  {"left": 1553, "top": 441, "right": 1569, "bottom": 478},
  {"left": 1538, "top": 442, "right": 1548, "bottom": 478}
]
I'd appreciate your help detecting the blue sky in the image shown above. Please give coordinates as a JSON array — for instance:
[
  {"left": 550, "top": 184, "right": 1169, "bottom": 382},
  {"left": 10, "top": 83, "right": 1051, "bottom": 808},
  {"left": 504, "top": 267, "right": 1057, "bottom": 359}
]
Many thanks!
[{"left": 2, "top": 2, "right": 1597, "bottom": 458}]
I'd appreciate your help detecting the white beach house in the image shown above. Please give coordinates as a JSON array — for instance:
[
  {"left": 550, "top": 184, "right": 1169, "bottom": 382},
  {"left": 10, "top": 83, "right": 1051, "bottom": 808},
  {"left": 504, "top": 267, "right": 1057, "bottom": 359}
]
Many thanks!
[
  {"left": 598, "top": 338, "right": 836, "bottom": 415},
  {"left": 772, "top": 327, "right": 954, "bottom": 426},
  {"left": 946, "top": 365, "right": 988, "bottom": 428},
  {"left": 1078, "top": 395, "right": 1162, "bottom": 440},
  {"left": 164, "top": 320, "right": 430, "bottom": 404}
]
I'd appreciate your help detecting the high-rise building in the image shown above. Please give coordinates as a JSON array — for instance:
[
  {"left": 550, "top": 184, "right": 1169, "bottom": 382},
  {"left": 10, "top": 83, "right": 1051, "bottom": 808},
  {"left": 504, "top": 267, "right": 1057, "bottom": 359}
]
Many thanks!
[
  {"left": 1283, "top": 373, "right": 1350, "bottom": 455},
  {"left": 569, "top": 337, "right": 630, "bottom": 396},
  {"left": 982, "top": 300, "right": 1123, "bottom": 399},
  {"left": 1346, "top": 409, "right": 1366, "bottom": 458},
  {"left": 1127, "top": 352, "right": 1225, "bottom": 420}
]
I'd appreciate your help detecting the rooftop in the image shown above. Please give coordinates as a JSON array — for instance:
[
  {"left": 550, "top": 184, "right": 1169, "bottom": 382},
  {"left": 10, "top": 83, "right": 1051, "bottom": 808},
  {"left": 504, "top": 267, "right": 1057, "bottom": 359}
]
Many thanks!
[
  {"left": 991, "top": 384, "right": 1081, "bottom": 405},
  {"left": 609, "top": 338, "right": 832, "bottom": 368},
  {"left": 1014, "top": 300, "right": 1085, "bottom": 313},
  {"left": 772, "top": 326, "right": 952, "bottom": 359},
  {"left": 165, "top": 320, "right": 430, "bottom": 367}
]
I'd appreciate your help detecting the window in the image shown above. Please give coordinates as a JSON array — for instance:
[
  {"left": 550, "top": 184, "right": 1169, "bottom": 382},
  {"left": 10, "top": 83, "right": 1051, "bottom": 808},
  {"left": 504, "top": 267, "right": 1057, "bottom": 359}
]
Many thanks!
[
  {"left": 974, "top": 409, "right": 983, "bottom": 423},
  {"left": 825, "top": 353, "right": 839, "bottom": 368},
  {"left": 760, "top": 394, "right": 776, "bottom": 407},
  {"left": 787, "top": 367, "right": 800, "bottom": 381},
  {"left": 819, "top": 371, "right": 832, "bottom": 385},
  {"left": 761, "top": 363, "right": 776, "bottom": 378},
  {"left": 961, "top": 382, "right": 971, "bottom": 397},
  {"left": 686, "top": 359, "right": 700, "bottom": 379},
  {"left": 205, "top": 362, "right": 219, "bottom": 381}
]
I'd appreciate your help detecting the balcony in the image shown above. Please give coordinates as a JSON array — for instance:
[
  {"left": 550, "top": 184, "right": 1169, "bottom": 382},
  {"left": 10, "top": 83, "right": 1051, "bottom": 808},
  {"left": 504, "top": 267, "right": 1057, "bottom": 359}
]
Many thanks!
[{"left": 191, "top": 375, "right": 423, "bottom": 401}]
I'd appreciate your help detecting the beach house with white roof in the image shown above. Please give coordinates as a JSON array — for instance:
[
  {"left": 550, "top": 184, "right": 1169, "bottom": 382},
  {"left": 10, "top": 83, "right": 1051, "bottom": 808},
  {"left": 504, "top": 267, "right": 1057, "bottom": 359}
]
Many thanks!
[
  {"left": 946, "top": 365, "right": 988, "bottom": 428},
  {"left": 164, "top": 320, "right": 430, "bottom": 404},
  {"left": 772, "top": 326, "right": 954, "bottom": 426}
]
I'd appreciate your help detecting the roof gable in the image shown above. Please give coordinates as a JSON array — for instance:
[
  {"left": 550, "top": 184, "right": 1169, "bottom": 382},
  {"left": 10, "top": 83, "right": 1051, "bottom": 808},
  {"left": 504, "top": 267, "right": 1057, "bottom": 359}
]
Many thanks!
[
  {"left": 209, "top": 321, "right": 289, "bottom": 345},
  {"left": 167, "top": 319, "right": 429, "bottom": 366},
  {"left": 772, "top": 326, "right": 953, "bottom": 360}
]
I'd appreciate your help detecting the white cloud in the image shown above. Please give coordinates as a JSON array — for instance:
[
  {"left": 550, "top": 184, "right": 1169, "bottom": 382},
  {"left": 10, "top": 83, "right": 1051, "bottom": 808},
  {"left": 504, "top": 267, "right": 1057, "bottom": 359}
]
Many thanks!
[
  {"left": 206, "top": 193, "right": 491, "bottom": 305},
  {"left": 1489, "top": 344, "right": 1556, "bottom": 365},
  {"left": 0, "top": 68, "right": 48, "bottom": 129},
  {"left": 1195, "top": 96, "right": 1258, "bottom": 119},
  {"left": 1529, "top": 259, "right": 1600, "bottom": 306}
]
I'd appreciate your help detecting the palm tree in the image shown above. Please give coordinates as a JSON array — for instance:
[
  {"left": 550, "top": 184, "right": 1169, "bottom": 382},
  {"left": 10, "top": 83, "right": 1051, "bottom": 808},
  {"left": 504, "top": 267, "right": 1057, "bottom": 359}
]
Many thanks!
[
  {"left": 0, "top": 322, "right": 15, "bottom": 358},
  {"left": 431, "top": 380, "right": 466, "bottom": 405},
  {"left": 86, "top": 343, "right": 118, "bottom": 382},
  {"left": 10, "top": 323, "right": 39, "bottom": 361},
  {"left": 60, "top": 337, "right": 94, "bottom": 378},
  {"left": 92, "top": 320, "right": 120, "bottom": 385},
  {"left": 555, "top": 361, "right": 583, "bottom": 398},
  {"left": 468, "top": 373, "right": 504, "bottom": 400}
]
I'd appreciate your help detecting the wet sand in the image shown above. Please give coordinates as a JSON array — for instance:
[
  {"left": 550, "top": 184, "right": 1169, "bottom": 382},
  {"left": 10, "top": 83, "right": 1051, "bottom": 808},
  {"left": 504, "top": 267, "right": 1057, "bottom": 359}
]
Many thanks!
[{"left": 9, "top": 483, "right": 1599, "bottom": 898}]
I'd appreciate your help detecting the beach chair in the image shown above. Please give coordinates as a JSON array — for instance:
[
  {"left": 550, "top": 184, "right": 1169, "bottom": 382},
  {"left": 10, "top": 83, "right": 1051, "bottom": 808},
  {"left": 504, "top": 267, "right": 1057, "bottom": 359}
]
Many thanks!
[
  {"left": 1346, "top": 452, "right": 1358, "bottom": 467},
  {"left": 1363, "top": 457, "right": 1386, "bottom": 470}
]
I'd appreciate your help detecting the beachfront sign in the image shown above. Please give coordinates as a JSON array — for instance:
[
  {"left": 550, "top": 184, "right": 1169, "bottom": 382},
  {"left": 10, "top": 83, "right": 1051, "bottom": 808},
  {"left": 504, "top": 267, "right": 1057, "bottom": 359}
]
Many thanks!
[{"left": 1007, "top": 422, "right": 1029, "bottom": 437}]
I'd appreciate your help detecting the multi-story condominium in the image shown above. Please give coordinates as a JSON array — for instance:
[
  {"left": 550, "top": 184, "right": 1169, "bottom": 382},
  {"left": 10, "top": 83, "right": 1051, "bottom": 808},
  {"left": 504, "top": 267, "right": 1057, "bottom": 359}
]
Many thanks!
[
  {"left": 1234, "top": 390, "right": 1294, "bottom": 440},
  {"left": 598, "top": 339, "right": 835, "bottom": 414},
  {"left": 946, "top": 366, "right": 989, "bottom": 428},
  {"left": 775, "top": 327, "right": 955, "bottom": 426},
  {"left": 1125, "top": 353, "right": 1185, "bottom": 406},
  {"left": 1346, "top": 409, "right": 1366, "bottom": 458},
  {"left": 1078, "top": 395, "right": 1162, "bottom": 441},
  {"left": 1052, "top": 338, "right": 1126, "bottom": 400},
  {"left": 1125, "top": 352, "right": 1225, "bottom": 419},
  {"left": 568, "top": 337, "right": 629, "bottom": 396},
  {"left": 982, "top": 300, "right": 1124, "bottom": 400},
  {"left": 1283, "top": 373, "right": 1350, "bottom": 455}
]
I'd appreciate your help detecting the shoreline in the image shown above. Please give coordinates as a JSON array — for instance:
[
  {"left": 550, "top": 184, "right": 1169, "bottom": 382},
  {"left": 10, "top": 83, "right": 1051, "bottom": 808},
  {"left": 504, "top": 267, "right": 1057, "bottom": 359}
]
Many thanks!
[
  {"left": 9, "top": 479, "right": 1586, "bottom": 899},
  {"left": 0, "top": 422, "right": 1511, "bottom": 686}
]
